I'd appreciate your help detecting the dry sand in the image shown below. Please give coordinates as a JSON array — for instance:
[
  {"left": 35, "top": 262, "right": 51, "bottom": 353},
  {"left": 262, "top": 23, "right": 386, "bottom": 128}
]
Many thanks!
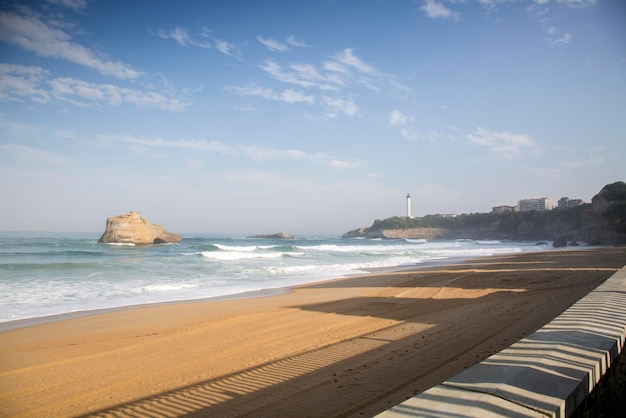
[{"left": 1, "top": 247, "right": 625, "bottom": 418}]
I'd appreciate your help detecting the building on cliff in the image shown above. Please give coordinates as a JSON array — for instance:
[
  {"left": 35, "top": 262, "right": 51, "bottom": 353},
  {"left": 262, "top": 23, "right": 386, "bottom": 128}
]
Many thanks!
[
  {"left": 518, "top": 197, "right": 552, "bottom": 212},
  {"left": 557, "top": 197, "right": 585, "bottom": 209},
  {"left": 492, "top": 205, "right": 518, "bottom": 213}
]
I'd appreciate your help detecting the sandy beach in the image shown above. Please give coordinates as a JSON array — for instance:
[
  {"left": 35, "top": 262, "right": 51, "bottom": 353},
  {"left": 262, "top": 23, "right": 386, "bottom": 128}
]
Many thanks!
[{"left": 1, "top": 247, "right": 625, "bottom": 418}]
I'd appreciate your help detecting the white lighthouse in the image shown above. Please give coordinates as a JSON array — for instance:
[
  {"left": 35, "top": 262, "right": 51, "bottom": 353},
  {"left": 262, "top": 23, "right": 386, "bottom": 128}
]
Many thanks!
[{"left": 406, "top": 193, "right": 412, "bottom": 219}]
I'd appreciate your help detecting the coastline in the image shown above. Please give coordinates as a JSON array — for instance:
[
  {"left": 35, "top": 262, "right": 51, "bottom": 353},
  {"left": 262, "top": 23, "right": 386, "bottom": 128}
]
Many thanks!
[
  {"left": 0, "top": 251, "right": 477, "bottom": 333},
  {"left": 1, "top": 247, "right": 624, "bottom": 417},
  {"left": 0, "top": 287, "right": 291, "bottom": 334}
]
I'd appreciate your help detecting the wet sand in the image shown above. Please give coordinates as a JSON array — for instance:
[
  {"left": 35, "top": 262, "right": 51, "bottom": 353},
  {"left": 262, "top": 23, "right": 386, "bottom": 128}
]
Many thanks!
[{"left": 1, "top": 247, "right": 624, "bottom": 417}]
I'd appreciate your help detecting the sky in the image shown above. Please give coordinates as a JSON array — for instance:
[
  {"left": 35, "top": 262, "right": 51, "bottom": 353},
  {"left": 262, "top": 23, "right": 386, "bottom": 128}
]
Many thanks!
[{"left": 0, "top": 0, "right": 624, "bottom": 235}]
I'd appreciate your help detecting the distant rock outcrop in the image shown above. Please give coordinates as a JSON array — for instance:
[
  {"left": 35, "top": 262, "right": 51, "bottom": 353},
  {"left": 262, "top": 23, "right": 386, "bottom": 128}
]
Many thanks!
[
  {"left": 248, "top": 231, "right": 294, "bottom": 239},
  {"left": 98, "top": 211, "right": 181, "bottom": 244}
]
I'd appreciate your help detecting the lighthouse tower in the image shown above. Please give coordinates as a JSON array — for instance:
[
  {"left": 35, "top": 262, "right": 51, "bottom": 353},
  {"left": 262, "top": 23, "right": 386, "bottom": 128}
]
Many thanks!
[{"left": 406, "top": 193, "right": 412, "bottom": 219}]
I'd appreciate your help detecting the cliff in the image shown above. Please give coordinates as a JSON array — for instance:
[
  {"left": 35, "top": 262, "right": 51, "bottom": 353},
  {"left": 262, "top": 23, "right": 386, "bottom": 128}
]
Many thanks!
[
  {"left": 344, "top": 181, "right": 626, "bottom": 245},
  {"left": 98, "top": 211, "right": 181, "bottom": 245}
]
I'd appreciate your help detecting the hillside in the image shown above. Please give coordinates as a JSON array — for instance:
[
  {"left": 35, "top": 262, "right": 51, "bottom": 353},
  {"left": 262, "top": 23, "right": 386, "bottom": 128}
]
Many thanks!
[{"left": 343, "top": 181, "right": 626, "bottom": 245}]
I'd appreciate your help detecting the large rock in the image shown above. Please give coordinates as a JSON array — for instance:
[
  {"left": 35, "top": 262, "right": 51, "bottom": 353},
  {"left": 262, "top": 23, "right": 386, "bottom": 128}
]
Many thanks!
[
  {"left": 98, "top": 211, "right": 181, "bottom": 244},
  {"left": 248, "top": 231, "right": 294, "bottom": 239}
]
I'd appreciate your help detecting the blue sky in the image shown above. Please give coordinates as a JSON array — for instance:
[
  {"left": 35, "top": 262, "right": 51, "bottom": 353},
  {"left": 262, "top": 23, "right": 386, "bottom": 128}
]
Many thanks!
[{"left": 0, "top": 0, "right": 624, "bottom": 235}]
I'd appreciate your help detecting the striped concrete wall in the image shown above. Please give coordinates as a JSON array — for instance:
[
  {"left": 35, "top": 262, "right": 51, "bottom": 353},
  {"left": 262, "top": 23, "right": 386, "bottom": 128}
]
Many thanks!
[{"left": 377, "top": 266, "right": 626, "bottom": 418}]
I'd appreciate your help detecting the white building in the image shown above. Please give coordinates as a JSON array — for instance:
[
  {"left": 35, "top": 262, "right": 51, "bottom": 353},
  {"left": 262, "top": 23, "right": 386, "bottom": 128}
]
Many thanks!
[
  {"left": 557, "top": 197, "right": 585, "bottom": 209},
  {"left": 517, "top": 198, "right": 552, "bottom": 212},
  {"left": 492, "top": 205, "right": 517, "bottom": 213}
]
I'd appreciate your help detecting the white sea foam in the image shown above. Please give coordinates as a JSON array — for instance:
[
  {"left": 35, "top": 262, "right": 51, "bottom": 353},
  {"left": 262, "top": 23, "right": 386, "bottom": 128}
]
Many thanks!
[
  {"left": 137, "top": 284, "right": 199, "bottom": 293},
  {"left": 213, "top": 244, "right": 280, "bottom": 252},
  {"left": 295, "top": 243, "right": 420, "bottom": 253},
  {"left": 201, "top": 251, "right": 285, "bottom": 261},
  {"left": 0, "top": 233, "right": 554, "bottom": 324}
]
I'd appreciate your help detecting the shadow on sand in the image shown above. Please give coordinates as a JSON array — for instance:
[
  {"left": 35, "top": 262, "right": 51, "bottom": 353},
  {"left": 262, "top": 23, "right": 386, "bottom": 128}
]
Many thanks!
[{"left": 82, "top": 251, "right": 626, "bottom": 418}]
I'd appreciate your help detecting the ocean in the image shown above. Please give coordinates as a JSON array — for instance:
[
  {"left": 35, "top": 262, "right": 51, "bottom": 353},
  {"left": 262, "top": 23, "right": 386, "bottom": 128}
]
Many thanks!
[{"left": 0, "top": 232, "right": 552, "bottom": 325}]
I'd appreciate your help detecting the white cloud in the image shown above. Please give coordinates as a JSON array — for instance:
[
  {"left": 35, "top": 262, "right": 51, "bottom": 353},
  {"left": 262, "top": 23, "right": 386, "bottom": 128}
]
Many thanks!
[
  {"left": 243, "top": 146, "right": 359, "bottom": 168},
  {"left": 322, "top": 96, "right": 359, "bottom": 118},
  {"left": 556, "top": 0, "right": 598, "bottom": 8},
  {"left": 232, "top": 104, "right": 258, "bottom": 112},
  {"left": 0, "top": 64, "right": 189, "bottom": 111},
  {"left": 226, "top": 85, "right": 314, "bottom": 104},
  {"left": 97, "top": 134, "right": 234, "bottom": 154},
  {"left": 256, "top": 35, "right": 310, "bottom": 52},
  {"left": 326, "top": 159, "right": 359, "bottom": 169},
  {"left": 257, "top": 36, "right": 288, "bottom": 52},
  {"left": 259, "top": 61, "right": 316, "bottom": 88},
  {"left": 259, "top": 60, "right": 339, "bottom": 91},
  {"left": 328, "top": 49, "right": 412, "bottom": 94},
  {"left": 52, "top": 77, "right": 189, "bottom": 111},
  {"left": 531, "top": 0, "right": 597, "bottom": 46},
  {"left": 244, "top": 146, "right": 307, "bottom": 161},
  {"left": 261, "top": 48, "right": 409, "bottom": 95},
  {"left": 0, "top": 64, "right": 50, "bottom": 103},
  {"left": 46, "top": 0, "right": 88, "bottom": 11},
  {"left": 98, "top": 134, "right": 359, "bottom": 169},
  {"left": 389, "top": 110, "right": 447, "bottom": 142},
  {"left": 153, "top": 27, "right": 242, "bottom": 59},
  {"left": 549, "top": 33, "right": 573, "bottom": 46},
  {"left": 332, "top": 48, "right": 377, "bottom": 75},
  {"left": 0, "top": 10, "right": 142, "bottom": 79},
  {"left": 281, "top": 89, "right": 316, "bottom": 104},
  {"left": 399, "top": 127, "right": 420, "bottom": 141},
  {"left": 0, "top": 143, "right": 73, "bottom": 164},
  {"left": 467, "top": 127, "right": 538, "bottom": 159},
  {"left": 560, "top": 147, "right": 604, "bottom": 169},
  {"left": 397, "top": 127, "right": 446, "bottom": 143},
  {"left": 389, "top": 110, "right": 409, "bottom": 127},
  {"left": 239, "top": 48, "right": 410, "bottom": 119},
  {"left": 154, "top": 27, "right": 209, "bottom": 48},
  {"left": 477, "top": 0, "right": 512, "bottom": 14},
  {"left": 213, "top": 38, "right": 241, "bottom": 59},
  {"left": 286, "top": 35, "right": 310, "bottom": 48},
  {"left": 420, "top": 0, "right": 460, "bottom": 21}
]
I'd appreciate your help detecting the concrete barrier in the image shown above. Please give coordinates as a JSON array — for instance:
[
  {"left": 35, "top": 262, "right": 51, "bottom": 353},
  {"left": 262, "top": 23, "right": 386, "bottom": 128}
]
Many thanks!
[{"left": 376, "top": 266, "right": 626, "bottom": 418}]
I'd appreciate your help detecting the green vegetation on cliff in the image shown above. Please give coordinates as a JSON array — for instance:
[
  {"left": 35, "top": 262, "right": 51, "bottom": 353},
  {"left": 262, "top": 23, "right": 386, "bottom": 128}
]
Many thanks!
[
  {"left": 600, "top": 181, "right": 626, "bottom": 235},
  {"left": 369, "top": 205, "right": 587, "bottom": 239}
]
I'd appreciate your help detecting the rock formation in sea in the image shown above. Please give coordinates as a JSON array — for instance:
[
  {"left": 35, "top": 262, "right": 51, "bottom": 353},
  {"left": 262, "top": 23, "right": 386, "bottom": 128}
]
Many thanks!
[
  {"left": 247, "top": 231, "right": 295, "bottom": 239},
  {"left": 98, "top": 211, "right": 182, "bottom": 244}
]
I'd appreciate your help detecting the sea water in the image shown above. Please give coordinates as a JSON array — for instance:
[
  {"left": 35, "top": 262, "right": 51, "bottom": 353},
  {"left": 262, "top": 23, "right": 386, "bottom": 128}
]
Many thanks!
[{"left": 0, "top": 232, "right": 552, "bottom": 324}]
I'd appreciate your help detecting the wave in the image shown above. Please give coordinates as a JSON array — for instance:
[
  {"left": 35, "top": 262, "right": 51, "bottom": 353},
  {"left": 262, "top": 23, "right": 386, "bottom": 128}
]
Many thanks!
[
  {"left": 0, "top": 262, "right": 104, "bottom": 271},
  {"left": 0, "top": 234, "right": 552, "bottom": 325},
  {"left": 261, "top": 256, "right": 428, "bottom": 277},
  {"left": 136, "top": 284, "right": 199, "bottom": 293},
  {"left": 213, "top": 243, "right": 284, "bottom": 252},
  {"left": 201, "top": 251, "right": 301, "bottom": 261},
  {"left": 0, "top": 249, "right": 107, "bottom": 257},
  {"left": 405, "top": 239, "right": 428, "bottom": 244},
  {"left": 422, "top": 247, "right": 522, "bottom": 257},
  {"left": 295, "top": 243, "right": 431, "bottom": 254}
]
